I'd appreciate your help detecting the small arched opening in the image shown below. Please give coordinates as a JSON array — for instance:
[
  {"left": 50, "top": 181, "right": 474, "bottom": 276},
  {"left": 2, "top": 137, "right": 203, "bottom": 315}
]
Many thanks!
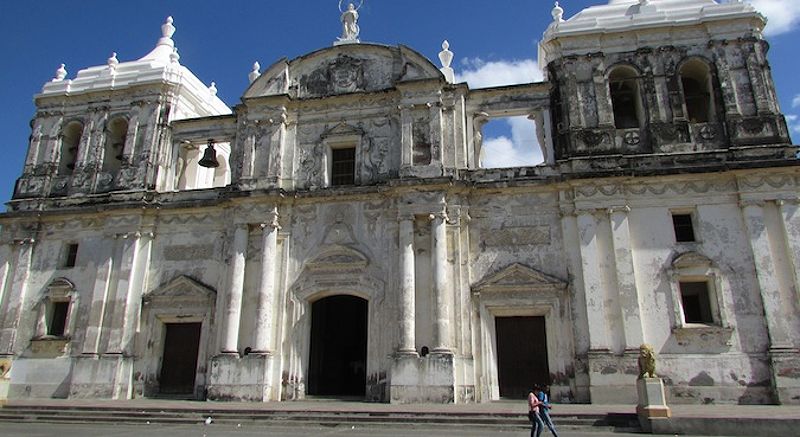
[
  {"left": 679, "top": 59, "right": 714, "bottom": 123},
  {"left": 609, "top": 66, "right": 644, "bottom": 129},
  {"left": 103, "top": 117, "right": 128, "bottom": 174},
  {"left": 58, "top": 122, "right": 83, "bottom": 175}
]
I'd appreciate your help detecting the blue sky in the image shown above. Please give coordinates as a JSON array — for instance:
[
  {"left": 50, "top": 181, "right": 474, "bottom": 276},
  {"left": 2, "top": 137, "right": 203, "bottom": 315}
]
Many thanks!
[{"left": 0, "top": 1, "right": 798, "bottom": 203}]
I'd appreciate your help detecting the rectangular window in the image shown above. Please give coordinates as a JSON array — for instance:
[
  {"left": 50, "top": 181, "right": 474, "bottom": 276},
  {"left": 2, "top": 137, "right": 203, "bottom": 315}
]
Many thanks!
[
  {"left": 679, "top": 281, "right": 713, "bottom": 324},
  {"left": 330, "top": 147, "right": 356, "bottom": 186},
  {"left": 671, "top": 213, "right": 696, "bottom": 243},
  {"left": 48, "top": 301, "right": 70, "bottom": 337},
  {"left": 64, "top": 243, "right": 79, "bottom": 268}
]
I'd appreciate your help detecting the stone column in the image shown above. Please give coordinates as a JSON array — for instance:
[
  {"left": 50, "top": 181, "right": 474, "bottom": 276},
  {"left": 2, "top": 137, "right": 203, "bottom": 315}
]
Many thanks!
[
  {"left": 221, "top": 223, "right": 249, "bottom": 354},
  {"left": 472, "top": 114, "right": 489, "bottom": 169},
  {"left": 253, "top": 212, "right": 280, "bottom": 354},
  {"left": 398, "top": 215, "right": 417, "bottom": 355},
  {"left": 576, "top": 210, "right": 610, "bottom": 351},
  {"left": 0, "top": 238, "right": 35, "bottom": 355},
  {"left": 430, "top": 211, "right": 451, "bottom": 354},
  {"left": 608, "top": 206, "right": 645, "bottom": 349},
  {"left": 741, "top": 201, "right": 792, "bottom": 348}
]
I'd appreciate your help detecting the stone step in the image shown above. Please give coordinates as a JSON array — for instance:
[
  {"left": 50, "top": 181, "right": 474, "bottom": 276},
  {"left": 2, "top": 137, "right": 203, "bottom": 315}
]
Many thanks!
[{"left": 0, "top": 405, "right": 640, "bottom": 433}]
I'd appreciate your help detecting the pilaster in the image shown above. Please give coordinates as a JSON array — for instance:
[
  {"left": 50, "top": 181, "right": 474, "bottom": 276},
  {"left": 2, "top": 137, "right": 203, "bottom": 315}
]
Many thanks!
[
  {"left": 105, "top": 231, "right": 153, "bottom": 355},
  {"left": 741, "top": 200, "right": 793, "bottom": 349},
  {"left": 400, "top": 105, "right": 413, "bottom": 168},
  {"left": 0, "top": 238, "right": 35, "bottom": 355},
  {"left": 576, "top": 209, "right": 610, "bottom": 351},
  {"left": 81, "top": 240, "right": 114, "bottom": 355},
  {"left": 608, "top": 206, "right": 646, "bottom": 350}
]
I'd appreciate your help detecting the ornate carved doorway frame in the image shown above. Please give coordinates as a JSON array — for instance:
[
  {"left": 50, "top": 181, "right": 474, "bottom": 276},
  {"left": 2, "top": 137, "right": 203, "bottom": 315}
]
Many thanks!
[{"left": 472, "top": 263, "right": 574, "bottom": 402}]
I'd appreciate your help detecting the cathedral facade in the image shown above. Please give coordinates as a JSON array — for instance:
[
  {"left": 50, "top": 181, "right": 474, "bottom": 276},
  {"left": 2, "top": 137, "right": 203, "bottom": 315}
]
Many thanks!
[{"left": 0, "top": 0, "right": 798, "bottom": 405}]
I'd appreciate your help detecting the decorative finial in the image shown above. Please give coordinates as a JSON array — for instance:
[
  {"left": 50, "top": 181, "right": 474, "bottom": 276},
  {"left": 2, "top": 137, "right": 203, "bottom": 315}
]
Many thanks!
[
  {"left": 170, "top": 47, "right": 180, "bottom": 64},
  {"left": 208, "top": 82, "right": 217, "bottom": 96},
  {"left": 439, "top": 40, "right": 453, "bottom": 68},
  {"left": 249, "top": 61, "right": 261, "bottom": 84},
  {"left": 107, "top": 52, "right": 119, "bottom": 71},
  {"left": 53, "top": 64, "right": 67, "bottom": 82},
  {"left": 552, "top": 2, "right": 564, "bottom": 23},
  {"left": 162, "top": 16, "right": 176, "bottom": 40},
  {"left": 438, "top": 40, "right": 455, "bottom": 84}
]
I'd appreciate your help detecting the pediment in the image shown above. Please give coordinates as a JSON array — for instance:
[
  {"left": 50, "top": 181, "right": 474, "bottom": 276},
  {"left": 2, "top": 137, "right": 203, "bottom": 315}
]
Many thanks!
[
  {"left": 672, "top": 251, "right": 714, "bottom": 269},
  {"left": 306, "top": 244, "right": 369, "bottom": 272},
  {"left": 47, "top": 277, "right": 75, "bottom": 291},
  {"left": 322, "top": 122, "right": 363, "bottom": 141},
  {"left": 473, "top": 263, "right": 566, "bottom": 293},
  {"left": 144, "top": 275, "right": 216, "bottom": 303},
  {"left": 244, "top": 44, "right": 444, "bottom": 100}
]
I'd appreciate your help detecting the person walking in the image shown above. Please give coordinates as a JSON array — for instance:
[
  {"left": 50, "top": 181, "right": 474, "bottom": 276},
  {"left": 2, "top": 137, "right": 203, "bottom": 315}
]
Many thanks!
[
  {"left": 527, "top": 386, "right": 545, "bottom": 437},
  {"left": 536, "top": 385, "right": 560, "bottom": 437}
]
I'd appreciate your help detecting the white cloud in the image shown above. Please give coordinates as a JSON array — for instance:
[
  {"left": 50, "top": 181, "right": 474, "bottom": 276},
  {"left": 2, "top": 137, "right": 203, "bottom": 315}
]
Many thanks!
[
  {"left": 750, "top": 0, "right": 800, "bottom": 36},
  {"left": 793, "top": 94, "right": 800, "bottom": 109},
  {"left": 456, "top": 58, "right": 543, "bottom": 89},
  {"left": 481, "top": 116, "right": 544, "bottom": 168},
  {"left": 786, "top": 114, "right": 800, "bottom": 135}
]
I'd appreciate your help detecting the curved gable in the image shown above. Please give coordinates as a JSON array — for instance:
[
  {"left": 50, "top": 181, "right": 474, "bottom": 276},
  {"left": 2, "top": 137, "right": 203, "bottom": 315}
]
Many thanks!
[{"left": 244, "top": 43, "right": 443, "bottom": 99}]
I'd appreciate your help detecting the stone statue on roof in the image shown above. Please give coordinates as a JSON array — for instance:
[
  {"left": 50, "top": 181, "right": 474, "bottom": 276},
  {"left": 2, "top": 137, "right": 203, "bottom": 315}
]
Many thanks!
[{"left": 338, "top": 1, "right": 362, "bottom": 42}]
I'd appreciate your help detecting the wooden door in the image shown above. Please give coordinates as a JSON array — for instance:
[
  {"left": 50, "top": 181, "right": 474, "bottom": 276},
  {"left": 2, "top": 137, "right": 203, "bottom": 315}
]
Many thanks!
[
  {"left": 495, "top": 316, "right": 550, "bottom": 399},
  {"left": 159, "top": 322, "right": 202, "bottom": 394}
]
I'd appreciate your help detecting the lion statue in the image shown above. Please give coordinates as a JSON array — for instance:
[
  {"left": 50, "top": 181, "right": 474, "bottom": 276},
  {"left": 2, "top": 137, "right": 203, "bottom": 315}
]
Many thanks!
[{"left": 638, "top": 343, "right": 657, "bottom": 379}]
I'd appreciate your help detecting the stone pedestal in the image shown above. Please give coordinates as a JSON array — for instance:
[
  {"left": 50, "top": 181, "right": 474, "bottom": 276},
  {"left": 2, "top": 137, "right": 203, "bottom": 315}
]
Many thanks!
[
  {"left": 636, "top": 377, "right": 672, "bottom": 432},
  {"left": 69, "top": 354, "right": 134, "bottom": 399},
  {"left": 0, "top": 358, "right": 9, "bottom": 404},
  {"left": 390, "top": 353, "right": 455, "bottom": 404},
  {"left": 207, "top": 353, "right": 275, "bottom": 402},
  {"left": 770, "top": 347, "right": 800, "bottom": 405}
]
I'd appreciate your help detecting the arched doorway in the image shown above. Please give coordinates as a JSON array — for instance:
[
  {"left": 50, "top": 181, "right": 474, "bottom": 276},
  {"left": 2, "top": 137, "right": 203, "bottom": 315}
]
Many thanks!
[{"left": 308, "top": 295, "right": 368, "bottom": 397}]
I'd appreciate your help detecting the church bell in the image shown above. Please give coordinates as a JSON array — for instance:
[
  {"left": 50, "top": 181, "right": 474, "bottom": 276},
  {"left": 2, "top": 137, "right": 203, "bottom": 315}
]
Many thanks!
[{"left": 198, "top": 140, "right": 220, "bottom": 168}]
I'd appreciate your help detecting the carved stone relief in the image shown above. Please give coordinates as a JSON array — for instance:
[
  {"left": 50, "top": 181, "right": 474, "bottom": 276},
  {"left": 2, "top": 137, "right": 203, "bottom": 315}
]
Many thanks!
[{"left": 300, "top": 55, "right": 366, "bottom": 97}]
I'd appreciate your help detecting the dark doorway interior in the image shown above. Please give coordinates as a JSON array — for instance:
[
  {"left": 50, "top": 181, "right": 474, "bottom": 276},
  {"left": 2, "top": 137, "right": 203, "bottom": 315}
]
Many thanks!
[
  {"left": 159, "top": 322, "right": 202, "bottom": 395},
  {"left": 308, "top": 295, "right": 368, "bottom": 397},
  {"left": 495, "top": 316, "right": 550, "bottom": 399}
]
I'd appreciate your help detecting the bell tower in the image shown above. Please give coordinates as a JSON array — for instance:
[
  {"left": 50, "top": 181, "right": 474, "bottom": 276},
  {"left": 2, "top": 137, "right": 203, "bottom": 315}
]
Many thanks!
[
  {"left": 13, "top": 17, "right": 230, "bottom": 205},
  {"left": 539, "top": 0, "right": 794, "bottom": 170}
]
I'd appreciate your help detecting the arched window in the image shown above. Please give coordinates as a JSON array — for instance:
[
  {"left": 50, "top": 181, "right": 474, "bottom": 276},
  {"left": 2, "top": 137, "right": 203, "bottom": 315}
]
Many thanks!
[
  {"left": 34, "top": 278, "right": 78, "bottom": 339},
  {"left": 103, "top": 117, "right": 127, "bottom": 174},
  {"left": 609, "top": 66, "right": 643, "bottom": 129},
  {"left": 667, "top": 252, "right": 728, "bottom": 329},
  {"left": 58, "top": 122, "right": 83, "bottom": 175},
  {"left": 679, "top": 59, "right": 713, "bottom": 123}
]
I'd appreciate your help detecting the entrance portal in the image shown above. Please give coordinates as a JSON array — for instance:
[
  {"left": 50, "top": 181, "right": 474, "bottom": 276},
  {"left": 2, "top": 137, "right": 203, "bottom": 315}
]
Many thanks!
[
  {"left": 308, "top": 295, "right": 368, "bottom": 397},
  {"left": 495, "top": 316, "right": 550, "bottom": 398},
  {"left": 159, "top": 322, "right": 201, "bottom": 394}
]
